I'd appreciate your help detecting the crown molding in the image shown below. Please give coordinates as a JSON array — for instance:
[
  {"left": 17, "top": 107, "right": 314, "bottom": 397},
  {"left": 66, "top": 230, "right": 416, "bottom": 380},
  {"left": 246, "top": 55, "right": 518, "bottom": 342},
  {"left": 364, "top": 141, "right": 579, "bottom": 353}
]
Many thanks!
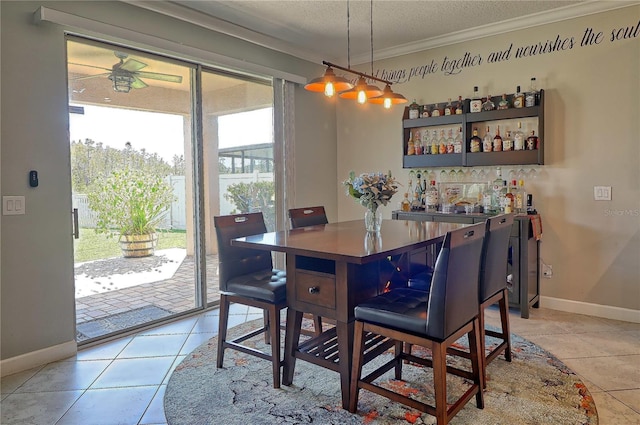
[{"left": 124, "top": 0, "right": 638, "bottom": 67}]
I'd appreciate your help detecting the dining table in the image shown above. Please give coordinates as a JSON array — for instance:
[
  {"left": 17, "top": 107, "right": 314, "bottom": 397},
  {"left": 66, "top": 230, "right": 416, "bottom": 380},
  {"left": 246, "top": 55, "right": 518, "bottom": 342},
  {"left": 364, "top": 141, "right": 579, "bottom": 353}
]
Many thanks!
[{"left": 231, "top": 218, "right": 468, "bottom": 409}]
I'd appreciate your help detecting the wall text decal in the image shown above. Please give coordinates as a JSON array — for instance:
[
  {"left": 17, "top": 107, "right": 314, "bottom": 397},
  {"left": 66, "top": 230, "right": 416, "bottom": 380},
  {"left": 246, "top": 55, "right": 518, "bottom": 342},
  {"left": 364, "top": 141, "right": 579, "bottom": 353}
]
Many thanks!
[{"left": 371, "top": 19, "right": 639, "bottom": 84}]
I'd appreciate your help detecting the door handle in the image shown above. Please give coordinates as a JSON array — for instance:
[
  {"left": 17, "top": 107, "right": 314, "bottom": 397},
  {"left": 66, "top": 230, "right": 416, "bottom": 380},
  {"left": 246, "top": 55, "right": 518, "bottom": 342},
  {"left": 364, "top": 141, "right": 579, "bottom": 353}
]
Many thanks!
[{"left": 72, "top": 208, "right": 79, "bottom": 239}]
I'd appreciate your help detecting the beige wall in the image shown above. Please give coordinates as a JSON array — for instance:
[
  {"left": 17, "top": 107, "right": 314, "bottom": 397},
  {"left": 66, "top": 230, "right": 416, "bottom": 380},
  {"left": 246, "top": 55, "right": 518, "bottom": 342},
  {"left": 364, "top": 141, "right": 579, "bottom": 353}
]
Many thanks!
[{"left": 337, "top": 6, "right": 640, "bottom": 313}]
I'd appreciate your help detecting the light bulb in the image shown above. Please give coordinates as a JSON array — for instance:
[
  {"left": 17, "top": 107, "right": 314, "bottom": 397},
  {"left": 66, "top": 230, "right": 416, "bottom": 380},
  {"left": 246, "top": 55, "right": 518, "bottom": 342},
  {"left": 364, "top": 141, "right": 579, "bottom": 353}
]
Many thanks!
[
  {"left": 383, "top": 98, "right": 392, "bottom": 109},
  {"left": 357, "top": 89, "right": 367, "bottom": 104},
  {"left": 324, "top": 82, "right": 335, "bottom": 97}
]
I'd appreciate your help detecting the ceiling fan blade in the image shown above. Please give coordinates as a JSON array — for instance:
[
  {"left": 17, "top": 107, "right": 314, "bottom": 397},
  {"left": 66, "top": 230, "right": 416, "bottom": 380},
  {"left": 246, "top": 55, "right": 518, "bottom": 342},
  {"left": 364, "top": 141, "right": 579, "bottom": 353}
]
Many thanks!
[
  {"left": 70, "top": 72, "right": 111, "bottom": 81},
  {"left": 131, "top": 77, "right": 148, "bottom": 89},
  {"left": 135, "top": 71, "right": 183, "bottom": 83},
  {"left": 68, "top": 62, "right": 112, "bottom": 72},
  {"left": 120, "top": 58, "right": 147, "bottom": 72}
]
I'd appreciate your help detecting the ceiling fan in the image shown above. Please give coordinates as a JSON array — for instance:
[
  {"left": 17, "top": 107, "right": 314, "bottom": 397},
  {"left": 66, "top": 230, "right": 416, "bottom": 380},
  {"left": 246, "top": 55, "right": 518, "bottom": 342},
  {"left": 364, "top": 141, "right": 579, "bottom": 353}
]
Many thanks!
[{"left": 69, "top": 51, "right": 183, "bottom": 93}]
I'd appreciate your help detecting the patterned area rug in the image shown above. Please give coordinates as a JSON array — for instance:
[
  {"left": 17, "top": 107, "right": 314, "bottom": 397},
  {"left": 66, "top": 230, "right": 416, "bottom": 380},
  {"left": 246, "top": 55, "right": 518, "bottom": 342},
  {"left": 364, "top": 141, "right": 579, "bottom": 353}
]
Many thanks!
[{"left": 164, "top": 319, "right": 597, "bottom": 425}]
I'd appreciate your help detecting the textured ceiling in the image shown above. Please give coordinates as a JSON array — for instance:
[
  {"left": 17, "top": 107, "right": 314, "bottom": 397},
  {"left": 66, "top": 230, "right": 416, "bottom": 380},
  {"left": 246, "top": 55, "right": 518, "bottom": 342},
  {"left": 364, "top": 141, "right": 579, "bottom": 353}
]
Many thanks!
[{"left": 162, "top": 0, "right": 605, "bottom": 64}]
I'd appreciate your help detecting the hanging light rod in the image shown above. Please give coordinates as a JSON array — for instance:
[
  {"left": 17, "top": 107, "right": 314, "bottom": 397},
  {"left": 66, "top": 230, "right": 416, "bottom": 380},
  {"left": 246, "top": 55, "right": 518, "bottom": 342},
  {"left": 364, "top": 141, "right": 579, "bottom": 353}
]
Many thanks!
[{"left": 321, "top": 60, "right": 392, "bottom": 86}]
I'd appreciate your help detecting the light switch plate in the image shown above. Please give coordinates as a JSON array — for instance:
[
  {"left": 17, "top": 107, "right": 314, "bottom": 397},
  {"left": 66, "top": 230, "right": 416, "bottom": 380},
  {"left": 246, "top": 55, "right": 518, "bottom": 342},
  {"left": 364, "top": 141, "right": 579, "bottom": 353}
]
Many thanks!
[
  {"left": 3, "top": 196, "right": 26, "bottom": 215},
  {"left": 594, "top": 186, "right": 612, "bottom": 201}
]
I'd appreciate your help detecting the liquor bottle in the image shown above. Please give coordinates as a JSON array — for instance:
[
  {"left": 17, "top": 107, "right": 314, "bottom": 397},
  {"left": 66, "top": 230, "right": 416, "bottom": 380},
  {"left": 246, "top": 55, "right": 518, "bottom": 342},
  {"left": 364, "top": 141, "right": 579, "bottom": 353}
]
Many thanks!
[
  {"left": 430, "top": 130, "right": 439, "bottom": 155},
  {"left": 513, "top": 122, "right": 525, "bottom": 151},
  {"left": 414, "top": 131, "right": 423, "bottom": 155},
  {"left": 515, "top": 179, "right": 527, "bottom": 214},
  {"left": 411, "top": 191, "right": 421, "bottom": 210},
  {"left": 446, "top": 129, "right": 455, "bottom": 154},
  {"left": 401, "top": 193, "right": 411, "bottom": 212},
  {"left": 500, "top": 180, "right": 509, "bottom": 213},
  {"left": 502, "top": 130, "right": 513, "bottom": 151},
  {"left": 431, "top": 103, "right": 440, "bottom": 117},
  {"left": 505, "top": 180, "right": 518, "bottom": 213},
  {"left": 525, "top": 77, "right": 537, "bottom": 107},
  {"left": 526, "top": 130, "right": 539, "bottom": 150},
  {"left": 444, "top": 98, "right": 454, "bottom": 115},
  {"left": 406, "top": 133, "right": 415, "bottom": 155},
  {"left": 422, "top": 130, "right": 431, "bottom": 155},
  {"left": 482, "top": 93, "right": 495, "bottom": 111},
  {"left": 483, "top": 126, "right": 493, "bottom": 153},
  {"left": 513, "top": 86, "right": 524, "bottom": 108},
  {"left": 425, "top": 180, "right": 439, "bottom": 212},
  {"left": 470, "top": 86, "right": 482, "bottom": 113},
  {"left": 438, "top": 130, "right": 447, "bottom": 154},
  {"left": 454, "top": 126, "right": 463, "bottom": 154},
  {"left": 493, "top": 125, "right": 503, "bottom": 152},
  {"left": 490, "top": 167, "right": 504, "bottom": 213},
  {"left": 409, "top": 99, "right": 421, "bottom": 119},
  {"left": 455, "top": 96, "right": 464, "bottom": 114},
  {"left": 497, "top": 93, "right": 510, "bottom": 110},
  {"left": 470, "top": 128, "right": 481, "bottom": 153}
]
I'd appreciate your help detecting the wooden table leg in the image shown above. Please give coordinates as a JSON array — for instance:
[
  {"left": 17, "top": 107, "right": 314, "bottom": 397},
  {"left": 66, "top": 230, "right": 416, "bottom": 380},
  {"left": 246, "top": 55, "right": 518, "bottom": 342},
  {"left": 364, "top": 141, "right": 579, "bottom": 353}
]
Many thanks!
[
  {"left": 282, "top": 308, "right": 303, "bottom": 386},
  {"left": 336, "top": 319, "right": 354, "bottom": 409}
]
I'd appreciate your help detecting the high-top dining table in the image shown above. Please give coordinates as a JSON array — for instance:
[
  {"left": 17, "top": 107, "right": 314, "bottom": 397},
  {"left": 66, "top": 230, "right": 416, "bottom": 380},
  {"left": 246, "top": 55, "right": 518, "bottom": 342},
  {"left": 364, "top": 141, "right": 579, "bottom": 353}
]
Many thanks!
[{"left": 232, "top": 218, "right": 467, "bottom": 409}]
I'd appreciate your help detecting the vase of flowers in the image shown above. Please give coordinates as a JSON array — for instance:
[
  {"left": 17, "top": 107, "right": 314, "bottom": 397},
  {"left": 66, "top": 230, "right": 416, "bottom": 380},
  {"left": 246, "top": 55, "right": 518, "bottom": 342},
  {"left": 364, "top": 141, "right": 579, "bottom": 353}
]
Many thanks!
[{"left": 343, "top": 171, "right": 399, "bottom": 233}]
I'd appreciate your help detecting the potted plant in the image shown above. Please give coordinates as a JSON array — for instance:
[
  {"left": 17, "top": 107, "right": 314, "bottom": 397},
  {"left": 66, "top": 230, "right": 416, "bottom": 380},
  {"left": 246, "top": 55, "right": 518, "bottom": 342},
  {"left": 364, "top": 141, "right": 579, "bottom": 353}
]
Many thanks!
[{"left": 88, "top": 168, "right": 176, "bottom": 258}]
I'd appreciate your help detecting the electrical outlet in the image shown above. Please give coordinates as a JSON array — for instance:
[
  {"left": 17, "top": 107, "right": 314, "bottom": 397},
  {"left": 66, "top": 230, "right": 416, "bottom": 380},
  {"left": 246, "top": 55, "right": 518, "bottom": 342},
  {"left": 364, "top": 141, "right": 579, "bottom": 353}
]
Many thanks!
[
  {"left": 594, "top": 186, "right": 612, "bottom": 201},
  {"left": 542, "top": 264, "right": 553, "bottom": 278}
]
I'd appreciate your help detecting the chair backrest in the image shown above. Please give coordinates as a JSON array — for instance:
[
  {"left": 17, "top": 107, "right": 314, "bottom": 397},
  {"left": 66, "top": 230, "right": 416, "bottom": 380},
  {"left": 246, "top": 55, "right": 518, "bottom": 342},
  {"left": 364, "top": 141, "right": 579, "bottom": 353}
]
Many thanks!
[
  {"left": 479, "top": 214, "right": 514, "bottom": 302},
  {"left": 214, "top": 212, "right": 273, "bottom": 292},
  {"left": 288, "top": 206, "right": 328, "bottom": 229},
  {"left": 426, "top": 222, "right": 485, "bottom": 340}
]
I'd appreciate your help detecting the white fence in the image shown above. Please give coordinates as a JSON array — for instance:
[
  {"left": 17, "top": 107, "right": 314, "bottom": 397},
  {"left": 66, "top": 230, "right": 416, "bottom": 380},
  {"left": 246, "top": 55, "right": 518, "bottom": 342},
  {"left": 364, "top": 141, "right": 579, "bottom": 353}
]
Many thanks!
[{"left": 73, "top": 173, "right": 273, "bottom": 230}]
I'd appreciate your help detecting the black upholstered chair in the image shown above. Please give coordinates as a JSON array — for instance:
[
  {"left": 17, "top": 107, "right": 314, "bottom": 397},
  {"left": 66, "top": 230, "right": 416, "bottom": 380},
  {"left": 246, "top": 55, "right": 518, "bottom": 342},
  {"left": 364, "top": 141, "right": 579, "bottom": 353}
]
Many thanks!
[
  {"left": 288, "top": 206, "right": 328, "bottom": 228},
  {"left": 348, "top": 223, "right": 486, "bottom": 424},
  {"left": 451, "top": 214, "right": 514, "bottom": 387},
  {"left": 288, "top": 206, "right": 329, "bottom": 335},
  {"left": 214, "top": 212, "right": 286, "bottom": 388}
]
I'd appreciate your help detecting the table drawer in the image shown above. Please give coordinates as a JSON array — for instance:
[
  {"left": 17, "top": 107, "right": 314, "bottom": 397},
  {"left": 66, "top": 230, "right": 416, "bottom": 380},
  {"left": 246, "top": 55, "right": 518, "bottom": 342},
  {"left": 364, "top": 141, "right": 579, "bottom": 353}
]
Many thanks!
[{"left": 295, "top": 270, "right": 336, "bottom": 310}]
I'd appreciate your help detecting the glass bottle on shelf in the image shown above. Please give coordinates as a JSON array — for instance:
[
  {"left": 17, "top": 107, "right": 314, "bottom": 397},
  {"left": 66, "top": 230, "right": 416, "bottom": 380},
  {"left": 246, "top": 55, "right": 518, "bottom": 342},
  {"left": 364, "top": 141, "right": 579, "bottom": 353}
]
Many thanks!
[
  {"left": 482, "top": 93, "right": 495, "bottom": 111},
  {"left": 526, "top": 130, "right": 539, "bottom": 150},
  {"left": 493, "top": 125, "right": 503, "bottom": 152},
  {"left": 421, "top": 104, "right": 430, "bottom": 118},
  {"left": 483, "top": 126, "right": 493, "bottom": 152},
  {"left": 431, "top": 130, "right": 439, "bottom": 155},
  {"left": 455, "top": 96, "right": 464, "bottom": 114},
  {"left": 425, "top": 180, "right": 439, "bottom": 212},
  {"left": 408, "top": 99, "right": 421, "bottom": 119},
  {"left": 525, "top": 77, "right": 537, "bottom": 107},
  {"left": 515, "top": 179, "right": 527, "bottom": 214},
  {"left": 454, "top": 126, "right": 463, "bottom": 154},
  {"left": 446, "top": 129, "right": 455, "bottom": 154},
  {"left": 498, "top": 93, "right": 510, "bottom": 110},
  {"left": 438, "top": 130, "right": 447, "bottom": 154},
  {"left": 406, "top": 133, "right": 415, "bottom": 155},
  {"left": 514, "top": 122, "right": 525, "bottom": 151},
  {"left": 401, "top": 193, "right": 411, "bottom": 212},
  {"left": 513, "top": 86, "right": 524, "bottom": 108},
  {"left": 422, "top": 130, "right": 431, "bottom": 155},
  {"left": 411, "top": 191, "right": 421, "bottom": 210},
  {"left": 470, "top": 128, "right": 481, "bottom": 153},
  {"left": 431, "top": 103, "right": 441, "bottom": 117},
  {"left": 414, "top": 131, "right": 423, "bottom": 155},
  {"left": 444, "top": 98, "right": 454, "bottom": 115},
  {"left": 502, "top": 130, "right": 513, "bottom": 151},
  {"left": 470, "top": 86, "right": 482, "bottom": 113},
  {"left": 490, "top": 167, "right": 504, "bottom": 213}
]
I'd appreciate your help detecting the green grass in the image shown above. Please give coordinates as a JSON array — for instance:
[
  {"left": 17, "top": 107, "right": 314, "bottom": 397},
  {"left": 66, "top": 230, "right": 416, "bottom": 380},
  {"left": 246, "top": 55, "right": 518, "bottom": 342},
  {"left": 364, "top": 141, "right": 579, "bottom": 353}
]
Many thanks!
[{"left": 74, "top": 228, "right": 187, "bottom": 263}]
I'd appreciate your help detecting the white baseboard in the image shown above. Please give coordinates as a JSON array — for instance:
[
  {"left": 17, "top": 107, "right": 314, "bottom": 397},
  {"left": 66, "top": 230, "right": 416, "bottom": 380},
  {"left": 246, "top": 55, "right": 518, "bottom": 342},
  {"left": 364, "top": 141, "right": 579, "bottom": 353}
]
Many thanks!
[
  {"left": 540, "top": 296, "right": 640, "bottom": 323},
  {"left": 1, "top": 340, "right": 77, "bottom": 377}
]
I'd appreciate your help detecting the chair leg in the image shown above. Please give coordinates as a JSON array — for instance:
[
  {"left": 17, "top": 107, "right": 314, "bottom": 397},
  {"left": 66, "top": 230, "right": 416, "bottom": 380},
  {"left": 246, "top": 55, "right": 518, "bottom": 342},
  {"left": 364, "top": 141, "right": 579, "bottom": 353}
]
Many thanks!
[
  {"left": 432, "top": 341, "right": 448, "bottom": 424},
  {"left": 348, "top": 320, "right": 366, "bottom": 413},
  {"left": 263, "top": 309, "right": 271, "bottom": 345},
  {"left": 267, "top": 304, "right": 281, "bottom": 388},
  {"left": 469, "top": 318, "right": 485, "bottom": 409},
  {"left": 479, "top": 304, "right": 488, "bottom": 389},
  {"left": 500, "top": 288, "right": 512, "bottom": 362},
  {"left": 216, "top": 294, "right": 231, "bottom": 369}
]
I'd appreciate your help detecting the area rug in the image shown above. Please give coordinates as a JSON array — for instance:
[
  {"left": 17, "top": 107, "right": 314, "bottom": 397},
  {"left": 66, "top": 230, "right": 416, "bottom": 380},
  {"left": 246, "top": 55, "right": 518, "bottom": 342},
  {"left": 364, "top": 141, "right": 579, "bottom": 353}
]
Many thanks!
[
  {"left": 164, "top": 319, "right": 597, "bottom": 425},
  {"left": 76, "top": 305, "right": 173, "bottom": 341}
]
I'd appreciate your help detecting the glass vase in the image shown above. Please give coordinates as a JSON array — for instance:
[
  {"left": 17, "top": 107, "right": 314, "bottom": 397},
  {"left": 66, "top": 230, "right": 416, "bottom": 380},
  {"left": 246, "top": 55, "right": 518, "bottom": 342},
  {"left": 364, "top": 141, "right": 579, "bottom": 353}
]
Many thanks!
[{"left": 364, "top": 208, "right": 383, "bottom": 233}]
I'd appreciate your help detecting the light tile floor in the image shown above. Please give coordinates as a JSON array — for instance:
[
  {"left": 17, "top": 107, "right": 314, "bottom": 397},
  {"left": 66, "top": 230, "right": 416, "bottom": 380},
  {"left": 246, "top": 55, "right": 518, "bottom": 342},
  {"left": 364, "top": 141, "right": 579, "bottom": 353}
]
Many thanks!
[{"left": 1, "top": 306, "right": 639, "bottom": 425}]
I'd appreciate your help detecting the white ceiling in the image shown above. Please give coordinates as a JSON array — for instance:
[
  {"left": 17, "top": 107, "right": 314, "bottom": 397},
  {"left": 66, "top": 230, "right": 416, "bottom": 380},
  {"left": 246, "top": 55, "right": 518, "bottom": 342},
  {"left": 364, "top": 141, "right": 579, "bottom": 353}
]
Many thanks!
[{"left": 128, "top": 0, "right": 635, "bottom": 65}]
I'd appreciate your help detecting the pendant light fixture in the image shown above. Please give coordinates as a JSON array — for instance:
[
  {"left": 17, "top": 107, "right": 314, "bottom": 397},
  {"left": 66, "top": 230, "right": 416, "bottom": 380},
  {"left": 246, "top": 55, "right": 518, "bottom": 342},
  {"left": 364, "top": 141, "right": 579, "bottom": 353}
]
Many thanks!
[{"left": 303, "top": 0, "right": 405, "bottom": 107}]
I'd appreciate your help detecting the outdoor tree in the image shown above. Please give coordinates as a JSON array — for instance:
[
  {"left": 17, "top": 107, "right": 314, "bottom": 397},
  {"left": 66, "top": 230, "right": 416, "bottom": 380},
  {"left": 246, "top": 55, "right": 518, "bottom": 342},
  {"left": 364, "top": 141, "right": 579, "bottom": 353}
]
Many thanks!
[{"left": 224, "top": 181, "right": 275, "bottom": 230}]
